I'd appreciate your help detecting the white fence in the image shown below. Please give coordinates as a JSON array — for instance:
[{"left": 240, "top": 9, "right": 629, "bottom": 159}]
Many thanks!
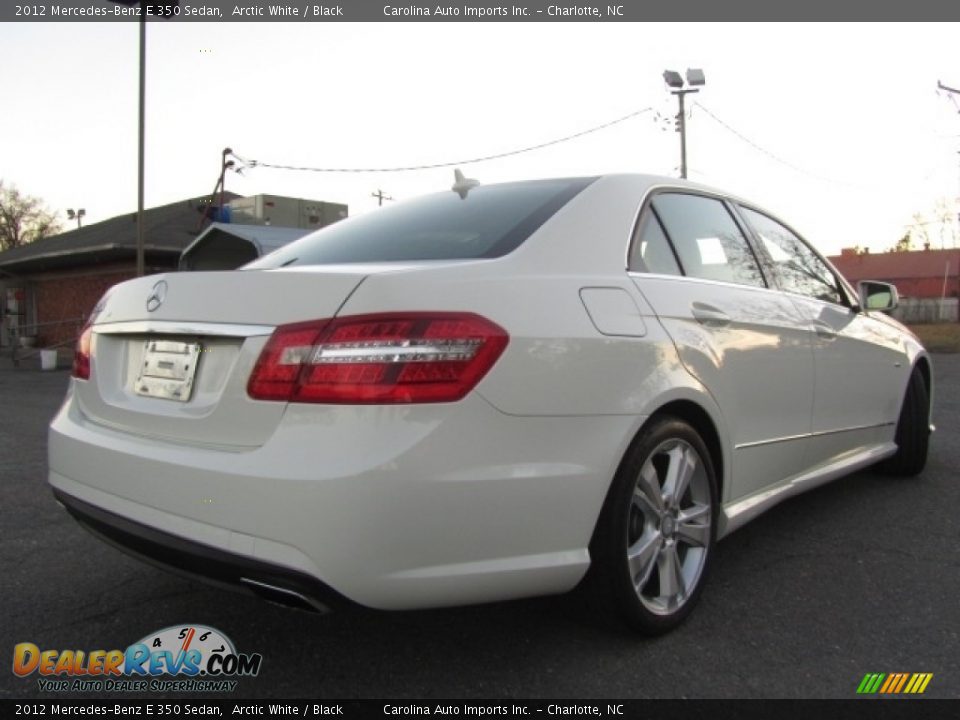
[{"left": 892, "top": 297, "right": 959, "bottom": 324}]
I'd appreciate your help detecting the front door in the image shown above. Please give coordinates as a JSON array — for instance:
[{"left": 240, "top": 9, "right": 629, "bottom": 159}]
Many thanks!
[{"left": 736, "top": 205, "right": 906, "bottom": 467}]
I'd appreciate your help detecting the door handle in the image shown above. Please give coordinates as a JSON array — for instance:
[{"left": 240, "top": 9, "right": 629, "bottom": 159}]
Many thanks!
[
  {"left": 812, "top": 321, "right": 837, "bottom": 340},
  {"left": 691, "top": 303, "right": 731, "bottom": 327}
]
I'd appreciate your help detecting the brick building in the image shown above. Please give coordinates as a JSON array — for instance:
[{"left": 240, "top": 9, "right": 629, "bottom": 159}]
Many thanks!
[
  {"left": 0, "top": 192, "right": 347, "bottom": 353},
  {"left": 828, "top": 247, "right": 960, "bottom": 300},
  {"left": 0, "top": 194, "right": 239, "bottom": 350}
]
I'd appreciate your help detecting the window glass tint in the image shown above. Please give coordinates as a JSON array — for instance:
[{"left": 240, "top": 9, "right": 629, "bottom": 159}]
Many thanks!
[
  {"left": 651, "top": 193, "right": 766, "bottom": 288},
  {"left": 245, "top": 178, "right": 595, "bottom": 268},
  {"left": 629, "top": 210, "right": 681, "bottom": 275},
  {"left": 740, "top": 207, "right": 843, "bottom": 304}
]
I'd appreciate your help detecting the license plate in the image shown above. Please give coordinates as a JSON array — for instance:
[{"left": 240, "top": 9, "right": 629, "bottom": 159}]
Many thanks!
[{"left": 135, "top": 340, "right": 202, "bottom": 402}]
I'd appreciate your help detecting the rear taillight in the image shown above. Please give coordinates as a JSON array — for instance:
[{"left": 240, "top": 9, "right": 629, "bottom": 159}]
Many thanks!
[
  {"left": 248, "top": 313, "right": 508, "bottom": 404},
  {"left": 72, "top": 290, "right": 111, "bottom": 380},
  {"left": 72, "top": 326, "right": 93, "bottom": 380}
]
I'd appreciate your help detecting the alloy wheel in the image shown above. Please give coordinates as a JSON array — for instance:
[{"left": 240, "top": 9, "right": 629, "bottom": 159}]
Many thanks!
[{"left": 626, "top": 438, "right": 712, "bottom": 615}]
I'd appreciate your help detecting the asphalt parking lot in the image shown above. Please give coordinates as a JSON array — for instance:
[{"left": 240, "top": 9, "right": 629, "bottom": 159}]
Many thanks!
[{"left": 1, "top": 357, "right": 958, "bottom": 700}]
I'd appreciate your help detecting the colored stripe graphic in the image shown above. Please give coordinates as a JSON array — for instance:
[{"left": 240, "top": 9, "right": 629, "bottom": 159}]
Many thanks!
[
  {"left": 857, "top": 672, "right": 932, "bottom": 694},
  {"left": 893, "top": 674, "right": 909, "bottom": 693},
  {"left": 879, "top": 674, "right": 897, "bottom": 693},
  {"left": 857, "top": 673, "right": 884, "bottom": 694}
]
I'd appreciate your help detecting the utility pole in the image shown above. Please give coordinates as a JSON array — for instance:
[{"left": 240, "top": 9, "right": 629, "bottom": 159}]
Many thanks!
[
  {"left": 109, "top": 1, "right": 180, "bottom": 276},
  {"left": 663, "top": 69, "right": 706, "bottom": 180},
  {"left": 371, "top": 189, "right": 394, "bottom": 207},
  {"left": 137, "top": 11, "right": 146, "bottom": 276},
  {"left": 939, "top": 81, "right": 960, "bottom": 245}
]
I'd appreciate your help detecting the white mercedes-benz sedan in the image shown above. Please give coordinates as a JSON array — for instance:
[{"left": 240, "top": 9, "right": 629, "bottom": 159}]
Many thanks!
[{"left": 49, "top": 174, "right": 932, "bottom": 634}]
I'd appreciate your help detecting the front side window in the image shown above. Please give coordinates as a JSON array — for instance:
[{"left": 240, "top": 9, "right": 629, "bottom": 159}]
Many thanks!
[
  {"left": 651, "top": 193, "right": 766, "bottom": 289},
  {"left": 739, "top": 207, "right": 844, "bottom": 305}
]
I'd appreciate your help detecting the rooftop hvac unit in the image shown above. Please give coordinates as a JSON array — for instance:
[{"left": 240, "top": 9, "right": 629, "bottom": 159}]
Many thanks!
[{"left": 227, "top": 195, "right": 348, "bottom": 229}]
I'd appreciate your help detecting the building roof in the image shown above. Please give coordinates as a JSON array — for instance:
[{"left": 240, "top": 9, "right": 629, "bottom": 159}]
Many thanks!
[
  {"left": 0, "top": 193, "right": 241, "bottom": 274},
  {"left": 181, "top": 222, "right": 312, "bottom": 259},
  {"left": 829, "top": 248, "right": 960, "bottom": 282},
  {"left": 178, "top": 223, "right": 313, "bottom": 271}
]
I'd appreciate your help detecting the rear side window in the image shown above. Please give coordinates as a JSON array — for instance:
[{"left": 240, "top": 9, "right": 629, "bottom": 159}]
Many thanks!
[
  {"left": 245, "top": 178, "right": 595, "bottom": 268},
  {"left": 651, "top": 193, "right": 767, "bottom": 289},
  {"left": 629, "top": 211, "right": 682, "bottom": 275}
]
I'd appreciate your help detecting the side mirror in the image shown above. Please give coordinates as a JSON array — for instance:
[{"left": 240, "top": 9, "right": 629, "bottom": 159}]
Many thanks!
[{"left": 858, "top": 280, "right": 899, "bottom": 313}]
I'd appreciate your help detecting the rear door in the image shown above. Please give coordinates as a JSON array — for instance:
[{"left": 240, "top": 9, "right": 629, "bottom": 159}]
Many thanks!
[{"left": 628, "top": 191, "right": 815, "bottom": 502}]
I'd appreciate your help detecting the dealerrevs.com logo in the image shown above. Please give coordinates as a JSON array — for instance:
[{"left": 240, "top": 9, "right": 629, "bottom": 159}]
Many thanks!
[{"left": 13, "top": 625, "right": 262, "bottom": 693}]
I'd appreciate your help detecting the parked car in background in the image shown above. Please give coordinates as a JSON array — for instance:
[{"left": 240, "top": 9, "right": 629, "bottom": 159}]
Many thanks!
[{"left": 49, "top": 174, "right": 932, "bottom": 634}]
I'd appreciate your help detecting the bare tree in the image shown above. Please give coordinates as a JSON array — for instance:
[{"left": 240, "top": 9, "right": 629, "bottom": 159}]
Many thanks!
[
  {"left": 933, "top": 197, "right": 958, "bottom": 249},
  {"left": 890, "top": 232, "right": 913, "bottom": 253},
  {"left": 0, "top": 181, "right": 61, "bottom": 251},
  {"left": 910, "top": 212, "right": 931, "bottom": 249}
]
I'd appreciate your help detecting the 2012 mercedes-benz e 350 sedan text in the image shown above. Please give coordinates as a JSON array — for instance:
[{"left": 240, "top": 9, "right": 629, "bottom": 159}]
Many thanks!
[{"left": 49, "top": 174, "right": 932, "bottom": 634}]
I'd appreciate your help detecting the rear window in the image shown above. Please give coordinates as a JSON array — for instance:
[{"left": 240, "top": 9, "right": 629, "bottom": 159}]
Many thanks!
[{"left": 245, "top": 177, "right": 595, "bottom": 269}]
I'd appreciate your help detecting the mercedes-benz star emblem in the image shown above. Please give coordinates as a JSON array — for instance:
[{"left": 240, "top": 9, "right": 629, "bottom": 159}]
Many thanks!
[{"left": 146, "top": 280, "right": 168, "bottom": 312}]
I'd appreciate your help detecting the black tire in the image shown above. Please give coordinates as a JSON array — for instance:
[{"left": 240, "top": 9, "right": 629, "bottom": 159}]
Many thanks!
[
  {"left": 589, "top": 416, "right": 718, "bottom": 635},
  {"left": 878, "top": 368, "right": 930, "bottom": 477}
]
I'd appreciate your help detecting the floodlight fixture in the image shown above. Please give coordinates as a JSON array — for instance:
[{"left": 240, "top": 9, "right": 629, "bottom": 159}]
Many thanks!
[
  {"left": 67, "top": 207, "right": 86, "bottom": 228},
  {"left": 663, "top": 70, "right": 684, "bottom": 89},
  {"left": 686, "top": 68, "right": 706, "bottom": 87}
]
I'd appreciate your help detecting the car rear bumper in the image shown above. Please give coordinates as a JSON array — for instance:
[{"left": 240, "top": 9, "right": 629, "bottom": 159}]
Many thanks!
[
  {"left": 49, "top": 382, "right": 642, "bottom": 610},
  {"left": 52, "top": 487, "right": 349, "bottom": 613}
]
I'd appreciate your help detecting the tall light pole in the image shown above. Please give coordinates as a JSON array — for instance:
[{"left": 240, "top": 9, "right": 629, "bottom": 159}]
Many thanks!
[
  {"left": 66, "top": 209, "right": 86, "bottom": 229},
  {"left": 663, "top": 68, "right": 706, "bottom": 179}
]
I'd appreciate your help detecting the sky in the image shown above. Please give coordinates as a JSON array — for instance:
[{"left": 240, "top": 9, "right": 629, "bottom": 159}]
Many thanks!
[{"left": 3, "top": 21, "right": 960, "bottom": 256}]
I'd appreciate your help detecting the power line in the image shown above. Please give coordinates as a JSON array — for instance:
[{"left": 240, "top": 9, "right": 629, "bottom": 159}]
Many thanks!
[
  {"left": 693, "top": 103, "right": 949, "bottom": 197},
  {"left": 230, "top": 107, "right": 653, "bottom": 174},
  {"left": 693, "top": 101, "right": 842, "bottom": 183},
  {"left": 695, "top": 101, "right": 960, "bottom": 234},
  {"left": 692, "top": 102, "right": 960, "bottom": 212}
]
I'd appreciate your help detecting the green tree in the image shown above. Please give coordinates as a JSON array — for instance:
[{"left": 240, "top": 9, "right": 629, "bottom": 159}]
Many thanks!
[{"left": 0, "top": 181, "right": 61, "bottom": 251}]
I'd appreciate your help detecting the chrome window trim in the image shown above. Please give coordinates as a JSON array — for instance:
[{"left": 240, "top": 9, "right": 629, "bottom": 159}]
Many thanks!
[{"left": 627, "top": 270, "right": 789, "bottom": 297}]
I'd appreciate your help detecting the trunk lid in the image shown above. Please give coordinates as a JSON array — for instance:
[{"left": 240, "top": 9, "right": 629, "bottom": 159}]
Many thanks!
[{"left": 76, "top": 268, "right": 369, "bottom": 448}]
